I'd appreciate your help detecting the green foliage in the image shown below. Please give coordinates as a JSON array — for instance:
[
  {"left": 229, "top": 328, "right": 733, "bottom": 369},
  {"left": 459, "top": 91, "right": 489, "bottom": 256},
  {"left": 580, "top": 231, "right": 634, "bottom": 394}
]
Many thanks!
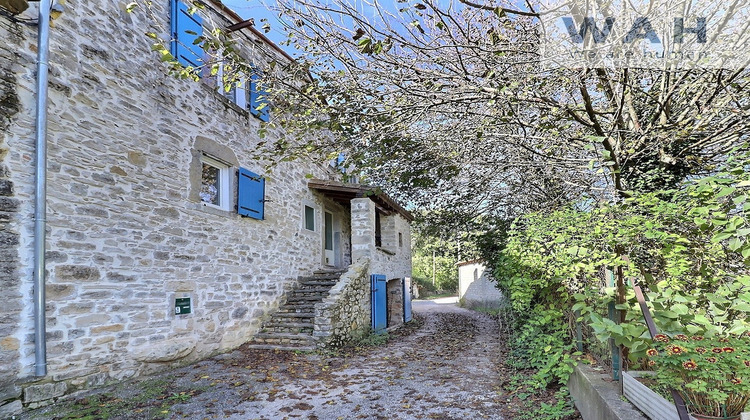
[
  {"left": 411, "top": 218, "right": 483, "bottom": 294},
  {"left": 502, "top": 305, "right": 580, "bottom": 388},
  {"left": 353, "top": 330, "right": 390, "bottom": 347},
  {"left": 40, "top": 377, "right": 203, "bottom": 420},
  {"left": 412, "top": 252, "right": 456, "bottom": 293},
  {"left": 492, "top": 147, "right": 750, "bottom": 384},
  {"left": 515, "top": 388, "right": 578, "bottom": 420}
]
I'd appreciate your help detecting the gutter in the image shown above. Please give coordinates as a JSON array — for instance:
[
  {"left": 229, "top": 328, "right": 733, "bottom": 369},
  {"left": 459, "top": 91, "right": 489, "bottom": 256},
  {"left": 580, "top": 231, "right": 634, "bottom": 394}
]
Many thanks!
[{"left": 33, "top": 0, "right": 51, "bottom": 377}]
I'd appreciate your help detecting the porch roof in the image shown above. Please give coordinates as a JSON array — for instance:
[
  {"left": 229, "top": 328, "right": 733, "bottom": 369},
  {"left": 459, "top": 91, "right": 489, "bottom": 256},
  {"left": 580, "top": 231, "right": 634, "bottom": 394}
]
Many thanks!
[{"left": 307, "top": 179, "right": 414, "bottom": 222}]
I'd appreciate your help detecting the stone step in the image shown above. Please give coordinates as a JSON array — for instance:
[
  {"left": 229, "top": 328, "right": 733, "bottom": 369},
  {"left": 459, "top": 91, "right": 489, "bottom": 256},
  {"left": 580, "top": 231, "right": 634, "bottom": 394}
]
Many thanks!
[
  {"left": 245, "top": 344, "right": 315, "bottom": 352},
  {"left": 277, "top": 303, "right": 316, "bottom": 311},
  {"left": 313, "top": 269, "right": 346, "bottom": 275},
  {"left": 299, "top": 275, "right": 339, "bottom": 281},
  {"left": 254, "top": 333, "right": 315, "bottom": 345},
  {"left": 290, "top": 287, "right": 333, "bottom": 294},
  {"left": 285, "top": 295, "right": 327, "bottom": 302},
  {"left": 299, "top": 280, "right": 337, "bottom": 287},
  {"left": 309, "top": 273, "right": 345, "bottom": 280},
  {"left": 271, "top": 311, "right": 314, "bottom": 319},
  {"left": 263, "top": 321, "right": 313, "bottom": 329},
  {"left": 263, "top": 326, "right": 313, "bottom": 334}
]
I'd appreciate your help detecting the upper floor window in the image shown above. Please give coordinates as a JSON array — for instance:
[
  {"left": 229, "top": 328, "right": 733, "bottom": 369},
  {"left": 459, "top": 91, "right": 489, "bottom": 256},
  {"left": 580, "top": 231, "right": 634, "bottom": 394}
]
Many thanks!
[
  {"left": 216, "top": 62, "right": 248, "bottom": 109},
  {"left": 200, "top": 155, "right": 230, "bottom": 211},
  {"left": 330, "top": 152, "right": 346, "bottom": 172},
  {"left": 214, "top": 65, "right": 270, "bottom": 122}
]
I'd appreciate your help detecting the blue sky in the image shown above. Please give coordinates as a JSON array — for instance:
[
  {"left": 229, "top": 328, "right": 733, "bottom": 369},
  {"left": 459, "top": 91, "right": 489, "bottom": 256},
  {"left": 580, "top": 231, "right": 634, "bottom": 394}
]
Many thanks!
[{"left": 220, "top": 0, "right": 296, "bottom": 54}]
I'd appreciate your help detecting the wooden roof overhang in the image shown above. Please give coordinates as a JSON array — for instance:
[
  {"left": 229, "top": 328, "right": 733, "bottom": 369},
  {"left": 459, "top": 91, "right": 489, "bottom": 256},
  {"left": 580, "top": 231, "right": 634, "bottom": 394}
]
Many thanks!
[{"left": 307, "top": 179, "right": 414, "bottom": 222}]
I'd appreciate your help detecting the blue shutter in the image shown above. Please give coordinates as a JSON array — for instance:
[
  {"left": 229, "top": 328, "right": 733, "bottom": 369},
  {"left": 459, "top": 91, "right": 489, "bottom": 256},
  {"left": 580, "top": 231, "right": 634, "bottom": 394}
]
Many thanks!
[
  {"left": 249, "top": 72, "right": 270, "bottom": 122},
  {"left": 171, "top": 0, "right": 203, "bottom": 68},
  {"left": 237, "top": 168, "right": 264, "bottom": 219},
  {"left": 371, "top": 274, "right": 387, "bottom": 332}
]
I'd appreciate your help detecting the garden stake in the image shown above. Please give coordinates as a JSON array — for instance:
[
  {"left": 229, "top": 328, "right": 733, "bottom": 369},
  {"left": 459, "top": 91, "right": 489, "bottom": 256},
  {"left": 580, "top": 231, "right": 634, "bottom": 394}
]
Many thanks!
[
  {"left": 575, "top": 310, "right": 583, "bottom": 352},
  {"left": 608, "top": 301, "right": 620, "bottom": 381}
]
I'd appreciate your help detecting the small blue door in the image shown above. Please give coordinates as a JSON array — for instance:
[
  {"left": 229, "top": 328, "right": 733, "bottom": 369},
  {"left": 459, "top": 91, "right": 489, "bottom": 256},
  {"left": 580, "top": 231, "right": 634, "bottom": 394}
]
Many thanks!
[
  {"left": 371, "top": 274, "right": 387, "bottom": 333},
  {"left": 403, "top": 277, "right": 413, "bottom": 323}
]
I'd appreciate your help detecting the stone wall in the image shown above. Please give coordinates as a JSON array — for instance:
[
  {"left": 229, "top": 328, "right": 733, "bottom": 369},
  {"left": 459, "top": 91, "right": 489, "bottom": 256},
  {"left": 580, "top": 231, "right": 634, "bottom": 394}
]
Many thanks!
[
  {"left": 350, "top": 198, "right": 412, "bottom": 280},
  {"left": 0, "top": 1, "right": 354, "bottom": 413},
  {"left": 0, "top": 13, "right": 27, "bottom": 418},
  {"left": 313, "top": 260, "right": 370, "bottom": 348},
  {"left": 386, "top": 278, "right": 404, "bottom": 327}
]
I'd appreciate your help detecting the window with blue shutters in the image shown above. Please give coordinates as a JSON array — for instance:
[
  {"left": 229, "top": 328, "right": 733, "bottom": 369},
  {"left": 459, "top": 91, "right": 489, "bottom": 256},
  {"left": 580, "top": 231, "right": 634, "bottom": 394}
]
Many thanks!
[
  {"left": 237, "top": 168, "right": 265, "bottom": 220},
  {"left": 170, "top": 0, "right": 204, "bottom": 69},
  {"left": 249, "top": 71, "right": 270, "bottom": 122}
]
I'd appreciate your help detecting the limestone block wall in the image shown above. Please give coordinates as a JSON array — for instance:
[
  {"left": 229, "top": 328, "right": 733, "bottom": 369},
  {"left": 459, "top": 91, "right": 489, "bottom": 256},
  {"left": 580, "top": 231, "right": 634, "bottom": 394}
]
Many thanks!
[
  {"left": 0, "top": 0, "right": 351, "bottom": 413},
  {"left": 0, "top": 14, "right": 25, "bottom": 416},
  {"left": 386, "top": 278, "right": 404, "bottom": 327},
  {"left": 458, "top": 262, "right": 504, "bottom": 309},
  {"left": 313, "top": 260, "right": 370, "bottom": 348},
  {"left": 350, "top": 198, "right": 412, "bottom": 280}
]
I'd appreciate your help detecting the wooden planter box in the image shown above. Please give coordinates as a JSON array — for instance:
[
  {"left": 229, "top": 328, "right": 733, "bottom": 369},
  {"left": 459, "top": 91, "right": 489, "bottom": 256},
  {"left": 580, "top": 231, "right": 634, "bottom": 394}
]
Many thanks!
[{"left": 622, "top": 371, "right": 750, "bottom": 420}]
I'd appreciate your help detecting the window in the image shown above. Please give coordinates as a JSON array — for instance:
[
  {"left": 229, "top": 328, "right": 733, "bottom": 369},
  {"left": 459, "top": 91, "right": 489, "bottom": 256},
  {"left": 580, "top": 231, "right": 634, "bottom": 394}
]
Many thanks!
[
  {"left": 200, "top": 155, "right": 230, "bottom": 210},
  {"left": 170, "top": 0, "right": 203, "bottom": 69},
  {"left": 304, "top": 205, "right": 315, "bottom": 231},
  {"left": 398, "top": 232, "right": 403, "bottom": 248},
  {"left": 375, "top": 212, "right": 382, "bottom": 247},
  {"left": 215, "top": 61, "right": 248, "bottom": 109},
  {"left": 330, "top": 152, "right": 346, "bottom": 173}
]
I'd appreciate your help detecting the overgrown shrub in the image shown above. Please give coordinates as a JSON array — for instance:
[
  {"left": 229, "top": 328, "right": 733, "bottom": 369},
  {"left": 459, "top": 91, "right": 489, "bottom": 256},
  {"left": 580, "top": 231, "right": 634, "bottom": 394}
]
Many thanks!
[{"left": 490, "top": 148, "right": 750, "bottom": 385}]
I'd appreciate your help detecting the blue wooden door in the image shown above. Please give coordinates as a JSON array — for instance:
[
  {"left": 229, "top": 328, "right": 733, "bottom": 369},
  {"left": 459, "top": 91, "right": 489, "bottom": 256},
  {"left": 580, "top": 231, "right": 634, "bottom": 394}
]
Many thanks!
[
  {"left": 403, "top": 277, "right": 413, "bottom": 323},
  {"left": 371, "top": 274, "right": 387, "bottom": 332}
]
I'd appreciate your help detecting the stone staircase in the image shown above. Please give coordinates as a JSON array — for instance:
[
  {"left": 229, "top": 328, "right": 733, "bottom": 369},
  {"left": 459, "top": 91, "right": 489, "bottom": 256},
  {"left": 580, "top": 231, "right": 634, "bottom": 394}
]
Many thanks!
[{"left": 246, "top": 269, "right": 345, "bottom": 351}]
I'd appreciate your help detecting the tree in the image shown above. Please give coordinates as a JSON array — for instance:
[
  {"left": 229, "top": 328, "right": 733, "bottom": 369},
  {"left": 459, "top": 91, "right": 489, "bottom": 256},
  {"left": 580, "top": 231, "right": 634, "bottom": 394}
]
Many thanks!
[
  {"left": 264, "top": 0, "right": 749, "bottom": 222},
  {"left": 128, "top": 0, "right": 749, "bottom": 229}
]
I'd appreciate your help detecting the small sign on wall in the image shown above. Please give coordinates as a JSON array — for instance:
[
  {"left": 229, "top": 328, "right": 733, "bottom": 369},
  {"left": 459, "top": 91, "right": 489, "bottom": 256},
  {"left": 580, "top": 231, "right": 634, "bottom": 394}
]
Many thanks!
[{"left": 175, "top": 297, "right": 191, "bottom": 315}]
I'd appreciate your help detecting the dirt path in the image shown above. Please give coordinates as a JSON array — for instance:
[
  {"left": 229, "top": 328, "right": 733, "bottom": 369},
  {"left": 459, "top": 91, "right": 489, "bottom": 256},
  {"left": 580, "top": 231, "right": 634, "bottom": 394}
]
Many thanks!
[{"left": 23, "top": 298, "right": 509, "bottom": 420}]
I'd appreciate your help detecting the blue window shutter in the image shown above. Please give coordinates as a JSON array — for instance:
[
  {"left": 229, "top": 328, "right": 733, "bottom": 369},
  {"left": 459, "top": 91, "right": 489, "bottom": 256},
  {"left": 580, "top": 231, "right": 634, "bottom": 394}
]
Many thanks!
[
  {"left": 238, "top": 168, "right": 264, "bottom": 219},
  {"left": 171, "top": 0, "right": 203, "bottom": 68},
  {"left": 249, "top": 72, "right": 270, "bottom": 122}
]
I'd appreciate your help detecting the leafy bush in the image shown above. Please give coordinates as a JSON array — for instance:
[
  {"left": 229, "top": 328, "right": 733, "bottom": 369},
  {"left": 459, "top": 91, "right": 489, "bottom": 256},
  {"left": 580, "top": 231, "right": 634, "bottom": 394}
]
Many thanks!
[
  {"left": 490, "top": 147, "right": 750, "bottom": 385},
  {"left": 503, "top": 306, "right": 579, "bottom": 388}
]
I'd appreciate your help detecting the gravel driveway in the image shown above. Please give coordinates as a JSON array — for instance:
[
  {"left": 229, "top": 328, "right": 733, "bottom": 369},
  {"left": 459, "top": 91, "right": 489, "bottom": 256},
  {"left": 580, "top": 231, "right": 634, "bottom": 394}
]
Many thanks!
[{"left": 21, "top": 297, "right": 508, "bottom": 420}]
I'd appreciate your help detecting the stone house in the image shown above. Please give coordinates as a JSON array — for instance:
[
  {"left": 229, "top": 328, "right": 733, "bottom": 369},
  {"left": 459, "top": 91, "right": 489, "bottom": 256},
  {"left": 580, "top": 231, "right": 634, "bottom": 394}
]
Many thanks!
[
  {"left": 0, "top": 0, "right": 412, "bottom": 415},
  {"left": 457, "top": 260, "right": 503, "bottom": 309}
]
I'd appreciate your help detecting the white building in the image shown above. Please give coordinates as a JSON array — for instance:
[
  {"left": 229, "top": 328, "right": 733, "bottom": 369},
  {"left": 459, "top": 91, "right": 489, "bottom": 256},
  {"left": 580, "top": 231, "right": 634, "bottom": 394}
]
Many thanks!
[{"left": 457, "top": 260, "right": 504, "bottom": 309}]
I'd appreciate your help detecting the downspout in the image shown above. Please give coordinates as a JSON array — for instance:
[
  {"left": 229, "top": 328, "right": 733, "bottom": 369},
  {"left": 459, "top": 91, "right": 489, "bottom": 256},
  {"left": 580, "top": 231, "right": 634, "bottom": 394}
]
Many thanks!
[{"left": 34, "top": 0, "right": 51, "bottom": 377}]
